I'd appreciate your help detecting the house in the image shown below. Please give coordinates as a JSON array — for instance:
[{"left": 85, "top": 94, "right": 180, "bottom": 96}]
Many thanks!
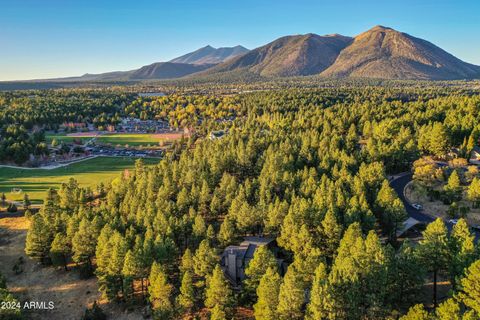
[
  {"left": 470, "top": 146, "right": 480, "bottom": 165},
  {"left": 209, "top": 130, "right": 226, "bottom": 140},
  {"left": 220, "top": 237, "right": 285, "bottom": 287}
]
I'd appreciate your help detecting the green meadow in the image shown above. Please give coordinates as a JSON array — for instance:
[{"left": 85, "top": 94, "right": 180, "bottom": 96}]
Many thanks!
[
  {"left": 46, "top": 133, "right": 165, "bottom": 146},
  {"left": 0, "top": 156, "right": 159, "bottom": 203}
]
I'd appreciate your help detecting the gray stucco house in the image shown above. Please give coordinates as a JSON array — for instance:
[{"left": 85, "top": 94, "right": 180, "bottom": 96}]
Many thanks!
[{"left": 220, "top": 236, "right": 285, "bottom": 287}]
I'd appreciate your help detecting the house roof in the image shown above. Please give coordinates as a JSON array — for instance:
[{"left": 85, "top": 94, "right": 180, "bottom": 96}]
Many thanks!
[
  {"left": 396, "top": 217, "right": 422, "bottom": 237},
  {"left": 222, "top": 237, "right": 274, "bottom": 260},
  {"left": 241, "top": 236, "right": 274, "bottom": 247}
]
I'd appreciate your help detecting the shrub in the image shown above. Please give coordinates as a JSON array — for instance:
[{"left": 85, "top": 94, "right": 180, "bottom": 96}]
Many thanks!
[{"left": 7, "top": 203, "right": 17, "bottom": 213}]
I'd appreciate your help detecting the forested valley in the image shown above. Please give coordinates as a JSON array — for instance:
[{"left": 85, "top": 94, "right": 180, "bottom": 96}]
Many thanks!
[{"left": 2, "top": 86, "right": 480, "bottom": 319}]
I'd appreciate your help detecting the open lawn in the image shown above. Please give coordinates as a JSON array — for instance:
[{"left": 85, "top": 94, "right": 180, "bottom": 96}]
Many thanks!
[
  {"left": 0, "top": 157, "right": 159, "bottom": 203},
  {"left": 46, "top": 132, "right": 185, "bottom": 147}
]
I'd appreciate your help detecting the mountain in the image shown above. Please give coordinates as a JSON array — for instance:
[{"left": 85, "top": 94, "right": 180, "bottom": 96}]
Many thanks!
[
  {"left": 129, "top": 62, "right": 213, "bottom": 79},
  {"left": 320, "top": 25, "right": 480, "bottom": 80},
  {"left": 170, "top": 45, "right": 249, "bottom": 65},
  {"left": 11, "top": 26, "right": 480, "bottom": 83},
  {"left": 41, "top": 62, "right": 213, "bottom": 82},
  {"left": 202, "top": 34, "right": 352, "bottom": 77}
]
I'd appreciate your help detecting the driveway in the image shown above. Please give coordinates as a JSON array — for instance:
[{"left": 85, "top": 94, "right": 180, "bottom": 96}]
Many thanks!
[{"left": 390, "top": 172, "right": 479, "bottom": 240}]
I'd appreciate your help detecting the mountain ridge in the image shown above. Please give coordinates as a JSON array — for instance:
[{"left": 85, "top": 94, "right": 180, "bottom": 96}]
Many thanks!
[
  {"left": 170, "top": 45, "right": 249, "bottom": 65},
  {"left": 200, "top": 34, "right": 353, "bottom": 77},
  {"left": 12, "top": 26, "right": 480, "bottom": 82}
]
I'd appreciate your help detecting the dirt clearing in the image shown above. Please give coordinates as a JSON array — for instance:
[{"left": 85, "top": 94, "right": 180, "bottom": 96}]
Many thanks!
[{"left": 0, "top": 215, "right": 142, "bottom": 319}]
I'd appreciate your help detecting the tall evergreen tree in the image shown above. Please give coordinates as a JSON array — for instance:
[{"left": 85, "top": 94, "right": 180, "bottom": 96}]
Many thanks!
[
  {"left": 416, "top": 218, "right": 450, "bottom": 307},
  {"left": 320, "top": 209, "right": 343, "bottom": 262},
  {"left": 204, "top": 265, "right": 232, "bottom": 311},
  {"left": 400, "top": 304, "right": 430, "bottom": 320},
  {"left": 25, "top": 214, "right": 52, "bottom": 263},
  {"left": 449, "top": 218, "right": 476, "bottom": 289},
  {"left": 193, "top": 240, "right": 217, "bottom": 278},
  {"left": 49, "top": 232, "right": 70, "bottom": 271},
  {"left": 148, "top": 262, "right": 173, "bottom": 319},
  {"left": 176, "top": 271, "right": 195, "bottom": 314},
  {"left": 254, "top": 267, "right": 281, "bottom": 320},
  {"left": 305, "top": 262, "right": 328, "bottom": 320},
  {"left": 458, "top": 259, "right": 480, "bottom": 315},
  {"left": 244, "top": 245, "right": 278, "bottom": 300},
  {"left": 277, "top": 265, "right": 304, "bottom": 320},
  {"left": 72, "top": 217, "right": 97, "bottom": 272}
]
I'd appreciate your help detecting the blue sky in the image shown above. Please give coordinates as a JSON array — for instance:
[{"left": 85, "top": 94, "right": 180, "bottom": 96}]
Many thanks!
[{"left": 1, "top": 0, "right": 479, "bottom": 80}]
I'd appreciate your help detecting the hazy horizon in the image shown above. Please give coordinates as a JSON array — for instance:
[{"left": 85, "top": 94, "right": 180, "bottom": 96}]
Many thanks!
[{"left": 1, "top": 0, "right": 480, "bottom": 81}]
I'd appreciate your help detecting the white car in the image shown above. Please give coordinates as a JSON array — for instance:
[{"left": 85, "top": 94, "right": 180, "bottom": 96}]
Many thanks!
[
  {"left": 411, "top": 203, "right": 423, "bottom": 210},
  {"left": 448, "top": 219, "right": 459, "bottom": 225}
]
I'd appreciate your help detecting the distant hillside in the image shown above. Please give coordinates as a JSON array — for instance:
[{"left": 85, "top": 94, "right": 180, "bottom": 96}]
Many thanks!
[
  {"left": 320, "top": 26, "right": 480, "bottom": 80},
  {"left": 170, "top": 45, "right": 249, "bottom": 65},
  {"left": 129, "top": 62, "right": 213, "bottom": 80},
  {"left": 202, "top": 34, "right": 352, "bottom": 77}
]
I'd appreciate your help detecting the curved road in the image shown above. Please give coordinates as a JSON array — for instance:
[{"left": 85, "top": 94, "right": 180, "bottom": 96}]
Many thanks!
[
  {"left": 390, "top": 173, "right": 479, "bottom": 240},
  {"left": 390, "top": 173, "right": 434, "bottom": 223}
]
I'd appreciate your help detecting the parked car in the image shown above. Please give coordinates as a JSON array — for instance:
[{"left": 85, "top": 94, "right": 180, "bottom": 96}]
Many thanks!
[
  {"left": 411, "top": 203, "right": 423, "bottom": 210},
  {"left": 448, "top": 219, "right": 459, "bottom": 225}
]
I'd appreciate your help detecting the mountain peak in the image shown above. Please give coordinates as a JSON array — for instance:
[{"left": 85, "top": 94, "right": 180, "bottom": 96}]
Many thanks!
[
  {"left": 370, "top": 25, "right": 393, "bottom": 31},
  {"left": 203, "top": 33, "right": 353, "bottom": 77},
  {"left": 170, "top": 45, "right": 249, "bottom": 65},
  {"left": 321, "top": 25, "right": 480, "bottom": 80}
]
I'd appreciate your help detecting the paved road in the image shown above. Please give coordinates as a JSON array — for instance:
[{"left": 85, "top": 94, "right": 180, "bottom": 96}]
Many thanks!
[
  {"left": 390, "top": 173, "right": 434, "bottom": 223},
  {"left": 390, "top": 173, "right": 479, "bottom": 240}
]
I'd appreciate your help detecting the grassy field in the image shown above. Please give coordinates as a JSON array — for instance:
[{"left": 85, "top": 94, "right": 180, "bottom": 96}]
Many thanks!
[
  {"left": 46, "top": 132, "right": 174, "bottom": 146},
  {"left": 0, "top": 157, "right": 159, "bottom": 203}
]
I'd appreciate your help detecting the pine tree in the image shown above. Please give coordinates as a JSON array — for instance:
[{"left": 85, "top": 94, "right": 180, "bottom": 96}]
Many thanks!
[
  {"left": 416, "top": 218, "right": 450, "bottom": 307},
  {"left": 467, "top": 177, "right": 480, "bottom": 208},
  {"left": 218, "top": 216, "right": 236, "bottom": 246},
  {"left": 467, "top": 133, "right": 476, "bottom": 153},
  {"left": 122, "top": 249, "right": 143, "bottom": 300},
  {"left": 193, "top": 240, "right": 217, "bottom": 278},
  {"left": 148, "top": 262, "right": 173, "bottom": 318},
  {"left": 209, "top": 304, "right": 226, "bottom": 320},
  {"left": 387, "top": 241, "right": 425, "bottom": 308},
  {"left": 205, "top": 265, "right": 232, "bottom": 311},
  {"left": 320, "top": 209, "right": 343, "bottom": 261},
  {"left": 458, "top": 259, "right": 480, "bottom": 314},
  {"left": 177, "top": 271, "right": 195, "bottom": 313},
  {"left": 206, "top": 225, "right": 216, "bottom": 244},
  {"left": 25, "top": 213, "right": 52, "bottom": 263},
  {"left": 192, "top": 214, "right": 207, "bottom": 243},
  {"left": 400, "top": 304, "right": 430, "bottom": 320},
  {"left": 254, "top": 267, "right": 280, "bottom": 320},
  {"left": 244, "top": 245, "right": 278, "bottom": 300},
  {"left": 435, "top": 298, "right": 461, "bottom": 320},
  {"left": 50, "top": 232, "right": 70, "bottom": 271},
  {"left": 444, "top": 170, "right": 462, "bottom": 201},
  {"left": 95, "top": 224, "right": 114, "bottom": 275},
  {"left": 305, "top": 262, "right": 328, "bottom": 320},
  {"left": 72, "top": 217, "right": 97, "bottom": 272},
  {"left": 376, "top": 180, "right": 408, "bottom": 242},
  {"left": 180, "top": 248, "right": 194, "bottom": 275},
  {"left": 277, "top": 265, "right": 304, "bottom": 320},
  {"left": 449, "top": 218, "right": 476, "bottom": 288}
]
